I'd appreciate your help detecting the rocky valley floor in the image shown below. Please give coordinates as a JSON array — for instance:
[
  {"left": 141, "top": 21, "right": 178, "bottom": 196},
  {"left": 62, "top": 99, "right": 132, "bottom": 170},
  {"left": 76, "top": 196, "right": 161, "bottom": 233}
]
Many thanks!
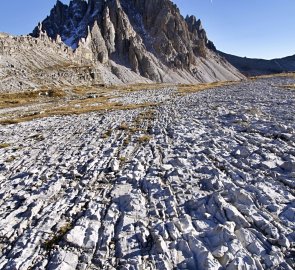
[{"left": 0, "top": 77, "right": 295, "bottom": 270}]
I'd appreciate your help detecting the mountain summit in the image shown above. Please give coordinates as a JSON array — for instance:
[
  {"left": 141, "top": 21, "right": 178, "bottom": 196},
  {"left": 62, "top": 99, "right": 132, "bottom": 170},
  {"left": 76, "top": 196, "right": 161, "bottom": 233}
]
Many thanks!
[{"left": 31, "top": 0, "right": 244, "bottom": 83}]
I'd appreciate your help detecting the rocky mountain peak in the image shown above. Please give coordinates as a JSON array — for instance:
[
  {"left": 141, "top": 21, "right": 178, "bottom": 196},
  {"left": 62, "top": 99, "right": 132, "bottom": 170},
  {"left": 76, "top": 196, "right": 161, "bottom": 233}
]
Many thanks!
[{"left": 30, "top": 0, "right": 243, "bottom": 83}]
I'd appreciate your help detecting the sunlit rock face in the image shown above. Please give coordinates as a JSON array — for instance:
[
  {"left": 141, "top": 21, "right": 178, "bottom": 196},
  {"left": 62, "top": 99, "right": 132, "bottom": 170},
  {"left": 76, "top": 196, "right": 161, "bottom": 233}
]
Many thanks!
[{"left": 31, "top": 0, "right": 244, "bottom": 83}]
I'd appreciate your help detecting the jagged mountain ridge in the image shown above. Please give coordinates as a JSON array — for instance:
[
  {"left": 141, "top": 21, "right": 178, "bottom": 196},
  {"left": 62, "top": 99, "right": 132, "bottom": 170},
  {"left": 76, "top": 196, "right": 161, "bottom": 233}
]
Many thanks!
[
  {"left": 31, "top": 0, "right": 244, "bottom": 83},
  {"left": 0, "top": 31, "right": 151, "bottom": 93}
]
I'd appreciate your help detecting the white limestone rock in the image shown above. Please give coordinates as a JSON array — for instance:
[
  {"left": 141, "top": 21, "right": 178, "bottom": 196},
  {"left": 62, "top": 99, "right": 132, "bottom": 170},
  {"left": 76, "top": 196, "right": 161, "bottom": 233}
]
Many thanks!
[
  {"left": 212, "top": 245, "right": 228, "bottom": 258},
  {"left": 47, "top": 250, "right": 79, "bottom": 270}
]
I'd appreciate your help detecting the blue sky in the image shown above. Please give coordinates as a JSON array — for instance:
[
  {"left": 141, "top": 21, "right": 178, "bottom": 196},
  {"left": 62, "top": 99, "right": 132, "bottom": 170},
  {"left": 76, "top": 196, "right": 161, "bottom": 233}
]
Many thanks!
[
  {"left": 173, "top": 0, "right": 295, "bottom": 59},
  {"left": 0, "top": 0, "right": 294, "bottom": 59}
]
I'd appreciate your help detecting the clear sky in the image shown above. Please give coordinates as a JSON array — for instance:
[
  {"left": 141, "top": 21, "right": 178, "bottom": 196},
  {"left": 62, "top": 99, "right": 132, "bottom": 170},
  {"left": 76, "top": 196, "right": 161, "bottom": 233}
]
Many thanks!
[
  {"left": 0, "top": 0, "right": 294, "bottom": 59},
  {"left": 173, "top": 0, "right": 295, "bottom": 59}
]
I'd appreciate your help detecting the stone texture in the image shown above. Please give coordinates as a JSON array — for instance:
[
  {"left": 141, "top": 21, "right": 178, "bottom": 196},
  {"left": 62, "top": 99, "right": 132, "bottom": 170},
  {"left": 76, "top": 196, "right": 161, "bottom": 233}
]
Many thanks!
[{"left": 0, "top": 77, "right": 294, "bottom": 269}]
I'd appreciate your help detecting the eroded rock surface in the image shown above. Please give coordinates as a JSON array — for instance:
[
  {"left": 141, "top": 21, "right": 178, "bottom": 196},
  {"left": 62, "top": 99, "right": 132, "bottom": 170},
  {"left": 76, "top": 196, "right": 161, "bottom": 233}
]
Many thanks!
[{"left": 0, "top": 77, "right": 294, "bottom": 269}]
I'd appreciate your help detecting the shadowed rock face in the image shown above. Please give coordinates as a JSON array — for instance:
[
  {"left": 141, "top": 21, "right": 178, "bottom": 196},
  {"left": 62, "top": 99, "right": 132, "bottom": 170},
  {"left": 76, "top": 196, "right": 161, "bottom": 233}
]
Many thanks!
[
  {"left": 31, "top": 0, "right": 244, "bottom": 83},
  {"left": 219, "top": 51, "right": 295, "bottom": 76}
]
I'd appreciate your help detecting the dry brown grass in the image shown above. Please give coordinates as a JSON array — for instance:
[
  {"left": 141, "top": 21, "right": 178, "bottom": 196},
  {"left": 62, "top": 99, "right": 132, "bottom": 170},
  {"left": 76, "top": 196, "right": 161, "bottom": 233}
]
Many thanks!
[
  {"left": 0, "top": 88, "right": 65, "bottom": 109},
  {"left": 72, "top": 85, "right": 107, "bottom": 95},
  {"left": 0, "top": 80, "right": 241, "bottom": 125},
  {"left": 279, "top": 84, "right": 295, "bottom": 90},
  {"left": 0, "top": 84, "right": 161, "bottom": 125},
  {"left": 0, "top": 143, "right": 10, "bottom": 148},
  {"left": 5, "top": 155, "right": 16, "bottom": 162},
  {"left": 0, "top": 119, "right": 21, "bottom": 125},
  {"left": 123, "top": 137, "right": 130, "bottom": 146},
  {"left": 138, "top": 135, "right": 152, "bottom": 143},
  {"left": 133, "top": 110, "right": 156, "bottom": 125},
  {"left": 108, "top": 83, "right": 174, "bottom": 93},
  {"left": 250, "top": 72, "right": 295, "bottom": 80},
  {"left": 0, "top": 97, "right": 157, "bottom": 125},
  {"left": 138, "top": 110, "right": 156, "bottom": 120},
  {"left": 0, "top": 84, "right": 160, "bottom": 125},
  {"left": 101, "top": 129, "right": 112, "bottom": 139},
  {"left": 118, "top": 122, "right": 129, "bottom": 131},
  {"left": 43, "top": 222, "right": 72, "bottom": 251},
  {"left": 45, "top": 101, "right": 157, "bottom": 116},
  {"left": 119, "top": 156, "right": 127, "bottom": 162},
  {"left": 72, "top": 83, "right": 174, "bottom": 96},
  {"left": 177, "top": 81, "right": 238, "bottom": 95}
]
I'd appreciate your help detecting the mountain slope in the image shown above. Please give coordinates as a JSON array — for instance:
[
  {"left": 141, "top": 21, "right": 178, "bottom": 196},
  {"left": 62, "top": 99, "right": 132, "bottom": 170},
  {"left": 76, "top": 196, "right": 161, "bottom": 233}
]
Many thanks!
[
  {"left": 0, "top": 33, "right": 105, "bottom": 93},
  {"left": 219, "top": 51, "right": 295, "bottom": 76},
  {"left": 31, "top": 0, "right": 244, "bottom": 83}
]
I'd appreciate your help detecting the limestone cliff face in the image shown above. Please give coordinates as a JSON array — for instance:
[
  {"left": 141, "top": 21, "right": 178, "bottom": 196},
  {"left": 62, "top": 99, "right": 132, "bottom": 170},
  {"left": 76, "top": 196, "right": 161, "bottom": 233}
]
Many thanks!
[{"left": 30, "top": 0, "right": 244, "bottom": 83}]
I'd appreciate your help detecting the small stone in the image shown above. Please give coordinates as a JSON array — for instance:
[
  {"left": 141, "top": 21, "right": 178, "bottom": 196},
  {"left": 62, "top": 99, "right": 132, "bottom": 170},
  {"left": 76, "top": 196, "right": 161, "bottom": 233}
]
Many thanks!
[
  {"left": 212, "top": 245, "right": 228, "bottom": 258},
  {"left": 110, "top": 159, "right": 120, "bottom": 172},
  {"left": 278, "top": 235, "right": 290, "bottom": 248}
]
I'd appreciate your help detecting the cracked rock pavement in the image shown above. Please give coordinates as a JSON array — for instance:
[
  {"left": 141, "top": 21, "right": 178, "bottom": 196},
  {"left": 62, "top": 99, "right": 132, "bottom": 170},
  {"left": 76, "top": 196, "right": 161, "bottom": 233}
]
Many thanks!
[{"left": 0, "top": 77, "right": 295, "bottom": 269}]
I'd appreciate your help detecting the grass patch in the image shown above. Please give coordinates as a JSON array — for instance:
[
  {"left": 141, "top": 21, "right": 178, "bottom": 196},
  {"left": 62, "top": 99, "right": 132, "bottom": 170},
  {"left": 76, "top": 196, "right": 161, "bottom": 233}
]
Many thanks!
[
  {"left": 105, "top": 83, "right": 175, "bottom": 93},
  {"left": 250, "top": 72, "right": 295, "bottom": 80},
  {"left": 0, "top": 84, "right": 159, "bottom": 125},
  {"left": 178, "top": 81, "right": 238, "bottom": 95},
  {"left": 133, "top": 109, "right": 156, "bottom": 127},
  {"left": 43, "top": 223, "right": 72, "bottom": 251},
  {"left": 138, "top": 135, "right": 152, "bottom": 143},
  {"left": 137, "top": 110, "right": 156, "bottom": 121},
  {"left": 29, "top": 134, "right": 45, "bottom": 141},
  {"left": 71, "top": 83, "right": 172, "bottom": 96},
  {"left": 279, "top": 84, "right": 295, "bottom": 90},
  {"left": 118, "top": 122, "right": 129, "bottom": 131},
  {"left": 0, "top": 143, "right": 10, "bottom": 149},
  {"left": 129, "top": 127, "right": 143, "bottom": 133},
  {"left": 0, "top": 102, "right": 157, "bottom": 126},
  {"left": 119, "top": 156, "right": 127, "bottom": 162},
  {"left": 123, "top": 137, "right": 130, "bottom": 146},
  {"left": 101, "top": 129, "right": 112, "bottom": 139},
  {"left": 5, "top": 155, "right": 16, "bottom": 162},
  {"left": 0, "top": 80, "right": 240, "bottom": 126},
  {"left": 0, "top": 117, "right": 32, "bottom": 126},
  {"left": 0, "top": 88, "right": 65, "bottom": 109}
]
